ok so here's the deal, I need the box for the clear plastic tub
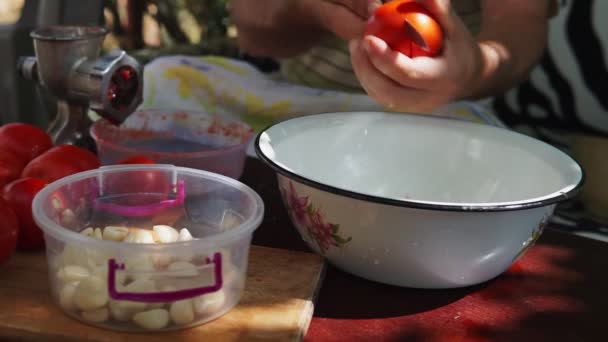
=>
[90,109,255,179]
[32,165,264,332]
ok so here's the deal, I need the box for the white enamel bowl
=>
[255,112,583,289]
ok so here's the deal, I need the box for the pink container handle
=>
[93,180,185,217]
[107,252,223,302]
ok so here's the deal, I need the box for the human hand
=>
[228,0,377,57]
[350,0,484,112]
[304,0,380,41]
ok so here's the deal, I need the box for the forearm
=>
[228,0,323,58]
[234,30,320,59]
[463,0,554,99]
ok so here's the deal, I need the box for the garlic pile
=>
[53,225,239,331]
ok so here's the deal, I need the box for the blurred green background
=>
[1,0,241,63]
[101,0,239,63]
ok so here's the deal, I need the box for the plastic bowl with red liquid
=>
[91,110,255,179]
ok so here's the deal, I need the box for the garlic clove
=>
[220,210,242,230]
[169,299,194,325]
[92,263,127,286]
[126,256,156,281]
[80,227,95,237]
[124,229,155,244]
[152,254,173,269]
[93,228,103,240]
[103,226,129,241]
[167,261,198,277]
[112,278,157,313]
[58,281,79,311]
[56,265,90,283]
[152,225,179,243]
[73,276,108,311]
[109,300,134,322]
[132,309,170,330]
[193,289,226,316]
[59,245,91,269]
[177,228,194,241]
[61,209,76,226]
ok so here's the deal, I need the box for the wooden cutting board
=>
[0,245,326,342]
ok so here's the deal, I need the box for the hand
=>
[349,0,483,112]
[228,0,376,57]
[305,0,379,41]
[228,0,316,57]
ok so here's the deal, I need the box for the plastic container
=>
[32,165,264,332]
[90,109,255,179]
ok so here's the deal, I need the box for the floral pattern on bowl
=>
[513,213,550,263]
[279,180,351,255]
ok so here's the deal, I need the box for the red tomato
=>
[22,145,100,183]
[118,156,156,164]
[106,155,169,205]
[105,171,170,206]
[0,123,53,163]
[0,149,28,188]
[365,0,444,57]
[2,177,48,250]
[0,197,19,264]
[114,155,168,204]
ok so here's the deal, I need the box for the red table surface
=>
[241,157,607,342]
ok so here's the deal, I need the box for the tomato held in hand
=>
[0,149,28,188]
[22,145,101,183]
[0,123,53,163]
[0,197,19,264]
[2,177,48,251]
[365,0,444,57]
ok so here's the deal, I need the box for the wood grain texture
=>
[0,245,326,342]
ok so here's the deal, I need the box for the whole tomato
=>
[2,177,48,251]
[0,197,19,264]
[118,156,156,164]
[0,123,53,163]
[22,145,100,183]
[107,156,170,205]
[0,149,28,188]
[365,0,444,57]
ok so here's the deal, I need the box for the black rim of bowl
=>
[254,112,586,212]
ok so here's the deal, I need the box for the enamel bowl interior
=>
[257,112,582,210]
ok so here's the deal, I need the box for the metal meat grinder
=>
[17,26,143,150]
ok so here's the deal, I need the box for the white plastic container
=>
[32,165,264,331]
